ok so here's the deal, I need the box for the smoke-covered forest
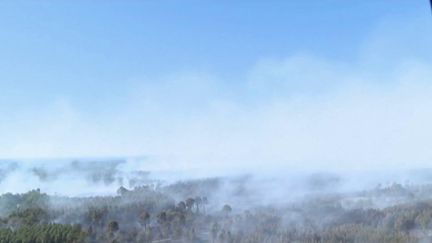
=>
[2,165,432,243]
[1,1,432,243]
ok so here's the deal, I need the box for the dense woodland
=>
[1,177,432,242]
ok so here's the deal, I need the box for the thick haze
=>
[0,1,432,172]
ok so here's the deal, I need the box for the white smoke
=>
[0,14,431,195]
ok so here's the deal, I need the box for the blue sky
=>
[1,1,432,170]
[0,1,428,111]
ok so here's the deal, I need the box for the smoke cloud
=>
[0,15,431,193]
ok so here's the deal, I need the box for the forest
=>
[0,174,432,242]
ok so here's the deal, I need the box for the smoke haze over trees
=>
[1,1,432,242]
[1,167,432,242]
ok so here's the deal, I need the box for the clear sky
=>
[1,1,432,171]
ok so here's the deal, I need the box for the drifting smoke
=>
[0,15,431,175]
[2,156,432,204]
[0,4,431,242]
[0,158,153,196]
[0,17,430,241]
